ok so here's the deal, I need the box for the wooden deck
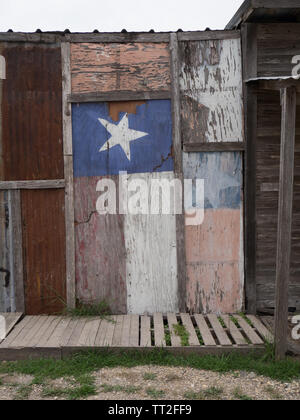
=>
[0,313,273,361]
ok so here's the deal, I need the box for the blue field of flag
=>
[72,100,174,177]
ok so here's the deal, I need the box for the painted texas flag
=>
[72,100,173,177]
[72,100,179,315]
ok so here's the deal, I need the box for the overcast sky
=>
[0,0,244,33]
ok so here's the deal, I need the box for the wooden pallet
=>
[0,313,23,344]
[0,313,273,361]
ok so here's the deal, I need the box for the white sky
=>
[0,0,244,32]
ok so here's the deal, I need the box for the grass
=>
[0,348,299,389]
[143,373,157,381]
[184,387,223,400]
[63,300,112,318]
[146,388,165,399]
[101,384,141,395]
[233,387,253,400]
[173,324,190,347]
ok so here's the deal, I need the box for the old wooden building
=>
[0,0,299,317]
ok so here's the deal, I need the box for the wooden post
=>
[170,33,187,312]
[61,42,76,309]
[275,86,296,360]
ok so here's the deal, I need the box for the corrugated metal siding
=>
[1,44,64,181]
[71,43,171,93]
[21,189,66,315]
[179,38,243,144]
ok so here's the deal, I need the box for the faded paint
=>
[71,43,171,93]
[183,152,244,314]
[72,100,173,177]
[125,172,178,315]
[0,55,5,80]
[74,176,127,314]
[180,38,243,144]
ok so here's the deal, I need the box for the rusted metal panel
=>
[74,176,127,314]
[179,38,244,144]
[71,43,171,94]
[21,189,66,315]
[183,152,244,314]
[1,44,64,181]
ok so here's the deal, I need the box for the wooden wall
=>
[179,35,244,314]
[242,22,300,312]
[71,42,179,314]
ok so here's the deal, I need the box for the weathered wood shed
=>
[0,0,299,322]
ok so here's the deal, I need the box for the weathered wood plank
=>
[29,317,55,347]
[194,314,216,346]
[77,318,100,347]
[178,30,240,42]
[129,315,139,347]
[120,315,131,347]
[234,315,264,345]
[71,42,171,94]
[60,318,80,347]
[275,86,297,360]
[153,313,166,347]
[68,91,171,103]
[207,315,232,346]
[102,317,117,347]
[242,23,258,314]
[62,42,75,310]
[170,33,187,312]
[21,316,48,347]
[66,33,170,43]
[0,180,65,190]
[9,191,24,313]
[221,315,248,346]
[247,315,274,343]
[111,316,124,347]
[0,313,22,339]
[183,142,245,153]
[0,316,32,347]
[180,37,244,144]
[39,317,62,347]
[180,314,199,346]
[8,316,38,347]
[167,313,181,347]
[66,318,87,347]
[47,317,72,348]
[140,316,151,348]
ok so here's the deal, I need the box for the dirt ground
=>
[0,366,300,400]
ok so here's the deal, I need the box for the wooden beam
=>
[183,142,245,153]
[10,190,24,313]
[61,42,76,310]
[170,33,187,312]
[0,180,65,190]
[242,23,258,314]
[178,30,240,42]
[68,91,171,103]
[275,86,296,360]
[65,32,170,43]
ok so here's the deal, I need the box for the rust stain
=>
[108,100,145,122]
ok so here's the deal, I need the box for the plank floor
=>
[0,313,23,343]
[0,314,273,360]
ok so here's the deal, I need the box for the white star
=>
[98,113,149,161]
